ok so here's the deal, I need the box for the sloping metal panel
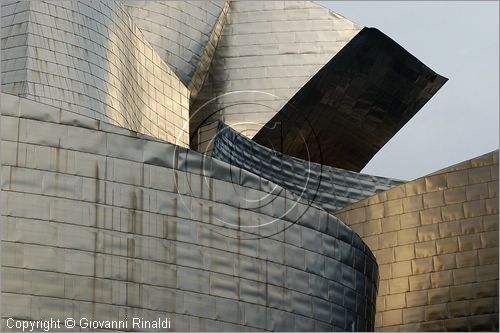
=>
[0,0,190,146]
[190,0,362,152]
[122,1,230,100]
[252,27,448,171]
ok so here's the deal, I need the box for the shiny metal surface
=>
[212,122,405,213]
[1,0,190,146]
[1,1,482,331]
[252,27,448,171]
[190,0,362,152]
[122,1,230,100]
[1,93,378,331]
[335,151,499,331]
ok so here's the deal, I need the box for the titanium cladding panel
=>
[252,27,448,172]
[122,1,230,100]
[1,1,469,332]
[212,121,405,213]
[336,151,499,331]
[0,0,190,146]
[190,0,362,152]
[1,93,379,332]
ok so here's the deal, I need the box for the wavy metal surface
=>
[212,122,405,213]
[1,93,378,331]
[0,0,190,146]
[122,1,230,100]
[335,151,499,331]
[252,27,448,171]
[190,0,362,152]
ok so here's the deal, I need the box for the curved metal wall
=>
[0,0,190,146]
[335,151,499,331]
[190,0,362,152]
[1,93,378,332]
[212,122,405,213]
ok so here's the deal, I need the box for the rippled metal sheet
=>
[252,27,448,171]
[0,0,190,146]
[212,122,404,213]
[335,150,499,331]
[1,93,378,331]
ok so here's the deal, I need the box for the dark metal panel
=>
[253,27,448,171]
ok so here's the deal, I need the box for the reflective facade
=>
[1,1,492,332]
[190,0,362,152]
[252,27,448,171]
[1,93,378,331]
[122,1,230,100]
[212,122,405,213]
[335,151,499,331]
[1,0,190,146]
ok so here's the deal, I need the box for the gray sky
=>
[319,1,499,180]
